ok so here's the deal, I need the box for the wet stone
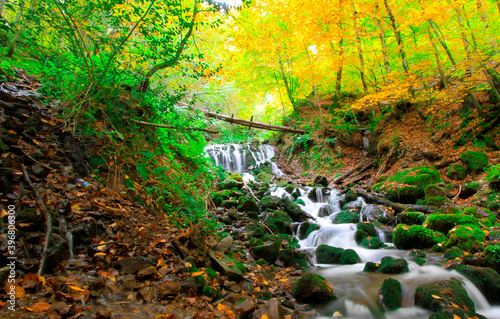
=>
[136,266,161,280]
[157,281,182,299]
[252,299,284,319]
[139,286,156,303]
[116,256,156,274]
[215,235,233,253]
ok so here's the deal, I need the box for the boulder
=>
[278,198,309,222]
[357,222,377,236]
[157,281,181,299]
[456,265,500,304]
[215,235,233,254]
[415,278,475,312]
[444,225,485,253]
[292,272,336,304]
[209,251,244,281]
[360,236,383,249]
[444,246,464,260]
[447,164,467,180]
[238,199,259,212]
[460,151,488,173]
[278,249,308,269]
[252,299,284,319]
[298,221,321,240]
[378,257,409,274]
[429,308,486,319]
[425,213,479,235]
[332,210,359,224]
[378,278,402,311]
[313,176,329,187]
[340,249,360,265]
[221,200,238,209]
[232,295,258,318]
[315,245,344,264]
[397,211,426,225]
[250,240,281,264]
[359,204,387,222]
[260,195,281,210]
[393,224,444,250]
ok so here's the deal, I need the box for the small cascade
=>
[269,184,500,319]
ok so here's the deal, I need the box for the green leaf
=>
[136,163,148,181]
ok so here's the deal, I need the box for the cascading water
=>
[205,143,283,175]
[270,186,500,319]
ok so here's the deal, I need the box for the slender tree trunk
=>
[305,46,324,129]
[278,57,297,112]
[0,0,5,17]
[384,0,410,74]
[330,38,344,98]
[6,0,36,58]
[352,3,368,95]
[428,19,456,66]
[376,11,390,77]
[427,28,447,88]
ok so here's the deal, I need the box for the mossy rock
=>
[398,211,426,225]
[425,184,447,198]
[415,278,475,312]
[410,249,426,257]
[47,233,69,269]
[425,214,479,235]
[218,180,240,190]
[209,251,244,281]
[210,192,225,206]
[360,236,383,249]
[363,262,379,272]
[354,229,370,245]
[444,246,464,260]
[372,182,421,204]
[256,171,273,182]
[424,196,448,206]
[463,206,497,228]
[444,225,485,253]
[332,210,359,224]
[229,172,243,183]
[245,224,266,238]
[298,222,321,240]
[17,208,45,231]
[201,286,222,301]
[446,164,468,181]
[378,257,408,274]
[296,198,305,205]
[460,151,488,173]
[487,164,500,191]
[250,240,281,264]
[315,245,344,264]
[414,257,426,266]
[247,211,259,220]
[456,265,500,304]
[237,199,258,212]
[339,249,360,265]
[318,204,334,217]
[278,249,308,269]
[260,195,281,210]
[292,272,336,304]
[265,210,293,235]
[378,278,402,311]
[278,198,309,222]
[393,224,445,250]
[428,308,486,319]
[357,222,377,236]
[221,200,238,209]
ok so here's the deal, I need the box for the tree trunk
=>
[6,0,36,58]
[278,57,297,112]
[0,0,5,17]
[305,46,324,129]
[427,27,447,88]
[428,19,456,66]
[376,7,390,77]
[352,3,368,95]
[384,0,409,74]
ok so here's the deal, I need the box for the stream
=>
[206,143,500,319]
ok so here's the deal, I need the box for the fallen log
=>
[131,119,219,134]
[341,170,373,187]
[333,160,373,185]
[355,188,436,213]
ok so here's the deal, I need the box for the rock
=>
[352,132,363,148]
[215,235,233,253]
[447,164,468,180]
[378,278,402,311]
[136,266,161,280]
[354,229,370,245]
[313,176,328,187]
[292,272,336,304]
[157,281,182,299]
[31,163,50,178]
[252,299,284,319]
[260,195,281,210]
[393,224,445,250]
[209,251,244,281]
[118,274,137,290]
[425,184,447,198]
[456,265,500,304]
[218,180,239,190]
[95,310,113,319]
[444,246,464,260]
[415,278,475,312]
[488,164,500,191]
[221,200,238,209]
[397,211,425,225]
[315,245,344,264]
[444,225,485,253]
[116,256,156,274]
[460,151,488,173]
[298,222,320,240]
[238,199,258,212]
[46,233,69,269]
[359,205,387,222]
[340,249,360,265]
[278,249,308,269]
[232,296,258,318]
[378,257,408,274]
[250,240,280,264]
[360,236,383,249]
[265,210,293,235]
[428,308,487,319]
[318,204,334,217]
[332,210,359,223]
[278,198,309,222]
[139,286,156,302]
[425,213,479,235]
[357,222,377,236]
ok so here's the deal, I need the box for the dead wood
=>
[355,188,436,213]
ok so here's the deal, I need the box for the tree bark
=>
[6,0,36,58]
[355,189,436,213]
[426,27,447,88]
[384,0,409,74]
[352,3,368,95]
[375,5,390,77]
[278,57,297,112]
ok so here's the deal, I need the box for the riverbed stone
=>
[456,265,500,304]
[278,198,309,222]
[250,240,280,264]
[215,235,233,253]
[298,221,321,240]
[209,251,244,281]
[116,256,156,274]
[265,210,293,234]
[354,229,370,244]
[359,204,387,222]
[221,200,238,209]
[238,199,258,212]
[292,272,336,304]
[315,245,344,264]
[378,257,408,274]
[278,248,308,269]
[360,236,383,249]
[357,222,377,236]
[428,308,487,319]
[339,249,360,265]
[425,213,479,235]
[393,224,444,250]
[447,164,468,180]
[378,278,402,311]
[397,211,426,225]
[332,210,359,223]
[443,225,485,253]
[232,295,258,318]
[157,281,182,299]
[460,151,488,173]
[260,195,281,210]
[252,299,284,319]
[314,176,329,187]
[415,278,475,312]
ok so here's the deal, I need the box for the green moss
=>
[355,229,370,244]
[235,261,246,274]
[205,268,218,279]
[460,151,488,173]
[398,211,426,225]
[429,308,487,319]
[443,246,464,260]
[444,225,485,252]
[296,198,305,205]
[413,257,426,266]
[357,222,377,236]
[415,278,475,312]
[378,278,402,311]
[363,262,379,272]
[292,272,336,304]
[315,245,344,264]
[298,222,321,239]
[339,249,360,265]
[425,213,479,235]
[393,224,445,250]
[424,196,448,206]
[201,286,221,301]
[463,206,497,227]
[333,210,360,223]
[456,265,500,305]
[446,164,468,180]
[360,236,383,249]
[278,249,308,269]
[229,172,243,183]
[250,241,281,263]
[378,257,409,274]
[487,164,500,191]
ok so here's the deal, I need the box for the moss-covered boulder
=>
[358,222,377,236]
[428,308,486,319]
[264,210,293,235]
[378,257,409,274]
[456,265,500,304]
[298,221,321,240]
[292,272,336,304]
[425,213,479,235]
[229,172,243,183]
[378,278,402,311]
[315,245,344,264]
[398,211,426,225]
[237,199,258,212]
[218,179,240,190]
[355,229,370,245]
[444,225,485,253]
[260,195,281,210]
[363,262,379,273]
[372,166,441,204]
[415,278,475,313]
[245,224,266,239]
[221,200,238,209]
[278,198,309,222]
[393,224,444,250]
[446,164,468,180]
[460,151,488,173]
[332,210,360,223]
[360,236,383,249]
[278,249,308,269]
[209,251,244,281]
[250,240,281,264]
[487,164,500,191]
[463,206,497,228]
[339,249,360,265]
[444,246,464,260]
[425,184,447,198]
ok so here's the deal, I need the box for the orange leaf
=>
[68,285,85,292]
[31,302,51,311]
[191,271,204,277]
[432,295,442,300]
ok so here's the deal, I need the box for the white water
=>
[270,186,500,319]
